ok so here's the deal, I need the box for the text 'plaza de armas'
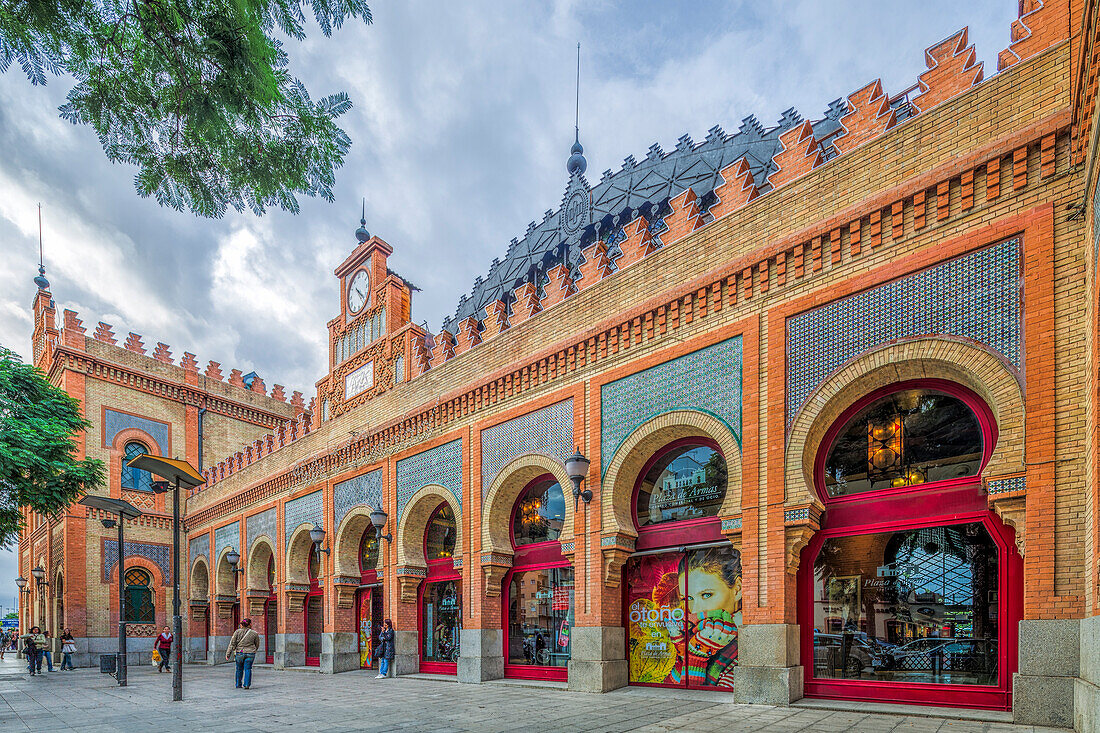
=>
[18,1,1100,729]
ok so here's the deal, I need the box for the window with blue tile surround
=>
[786,238,1021,431]
[247,508,276,550]
[480,399,573,499]
[104,409,169,454]
[334,468,384,530]
[600,337,742,476]
[104,539,171,586]
[189,533,209,569]
[284,490,323,549]
[395,439,463,523]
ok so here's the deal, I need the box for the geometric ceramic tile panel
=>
[600,337,742,476]
[284,490,323,549]
[188,533,209,570]
[786,238,1021,431]
[987,475,1026,495]
[480,399,573,499]
[395,438,463,524]
[247,508,276,551]
[334,468,384,531]
[103,408,170,455]
[104,539,171,586]
[213,520,240,557]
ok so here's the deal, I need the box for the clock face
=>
[347,269,370,314]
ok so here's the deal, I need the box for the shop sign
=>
[552,587,570,610]
[558,620,570,648]
[425,602,434,658]
[345,361,374,398]
[535,590,552,600]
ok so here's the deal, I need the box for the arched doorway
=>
[305,545,323,667]
[419,503,461,674]
[798,379,1021,710]
[356,530,383,669]
[622,438,741,689]
[503,474,572,681]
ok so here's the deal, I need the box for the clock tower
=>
[315,209,424,422]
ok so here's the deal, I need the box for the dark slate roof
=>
[440,102,848,336]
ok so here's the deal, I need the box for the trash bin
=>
[99,654,116,674]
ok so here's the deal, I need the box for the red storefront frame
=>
[502,475,572,682]
[622,437,734,690]
[419,503,460,675]
[797,379,1021,711]
[305,546,322,667]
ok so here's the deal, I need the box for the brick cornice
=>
[48,346,289,430]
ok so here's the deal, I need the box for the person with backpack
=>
[60,630,76,670]
[225,618,260,689]
[376,619,395,679]
[155,626,173,673]
[20,626,46,676]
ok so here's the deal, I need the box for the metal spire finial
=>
[33,203,50,290]
[355,198,370,243]
[567,42,587,176]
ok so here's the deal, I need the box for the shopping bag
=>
[152,649,161,665]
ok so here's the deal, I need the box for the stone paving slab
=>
[0,657,1071,732]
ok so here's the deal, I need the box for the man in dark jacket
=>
[376,619,395,679]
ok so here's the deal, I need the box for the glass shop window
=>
[635,442,726,528]
[512,477,566,547]
[425,504,456,560]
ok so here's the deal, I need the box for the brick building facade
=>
[21,0,1100,729]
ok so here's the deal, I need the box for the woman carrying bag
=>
[155,626,174,673]
[376,619,395,679]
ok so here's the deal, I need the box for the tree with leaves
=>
[0,0,371,218]
[0,349,104,546]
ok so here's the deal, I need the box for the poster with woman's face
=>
[626,546,743,687]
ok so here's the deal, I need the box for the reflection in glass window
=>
[824,389,983,497]
[422,580,461,663]
[635,443,727,527]
[121,442,153,492]
[425,504,456,560]
[507,567,573,668]
[308,544,320,581]
[812,522,998,686]
[512,478,566,547]
[360,531,379,572]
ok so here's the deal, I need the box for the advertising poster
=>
[626,546,743,688]
[358,591,373,668]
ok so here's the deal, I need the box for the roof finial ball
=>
[355,198,370,243]
[567,42,587,177]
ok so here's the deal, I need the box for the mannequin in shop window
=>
[656,547,742,688]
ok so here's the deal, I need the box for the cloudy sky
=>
[0,1,1015,593]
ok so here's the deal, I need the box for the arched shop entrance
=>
[305,545,323,667]
[798,380,1021,710]
[264,557,276,665]
[623,438,741,689]
[504,475,573,681]
[356,531,383,669]
[420,503,461,674]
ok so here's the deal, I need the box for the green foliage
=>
[0,349,104,545]
[0,0,371,218]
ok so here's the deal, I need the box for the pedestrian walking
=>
[376,618,395,679]
[0,630,8,660]
[41,629,54,672]
[20,626,46,676]
[225,618,259,690]
[60,630,75,670]
[155,626,173,673]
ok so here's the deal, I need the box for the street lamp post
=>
[132,455,204,703]
[78,495,142,686]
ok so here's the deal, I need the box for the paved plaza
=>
[0,656,1071,733]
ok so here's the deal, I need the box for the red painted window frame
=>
[798,378,1021,711]
[622,437,730,689]
[304,545,323,667]
[503,474,571,681]
[264,556,276,665]
[419,502,461,675]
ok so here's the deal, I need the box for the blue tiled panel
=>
[104,540,171,586]
[247,508,276,550]
[104,409,170,454]
[481,399,573,499]
[189,533,209,569]
[284,490,323,549]
[396,439,463,523]
[786,239,1021,431]
[334,468,384,530]
[600,337,742,476]
[987,475,1026,495]
[213,520,239,557]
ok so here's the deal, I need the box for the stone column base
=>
[1013,618,1080,728]
[567,626,628,693]
[274,633,304,669]
[1076,615,1100,733]
[457,629,504,683]
[735,623,803,705]
[208,635,231,665]
[734,665,804,705]
[567,659,628,692]
[392,629,419,676]
[320,632,359,674]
